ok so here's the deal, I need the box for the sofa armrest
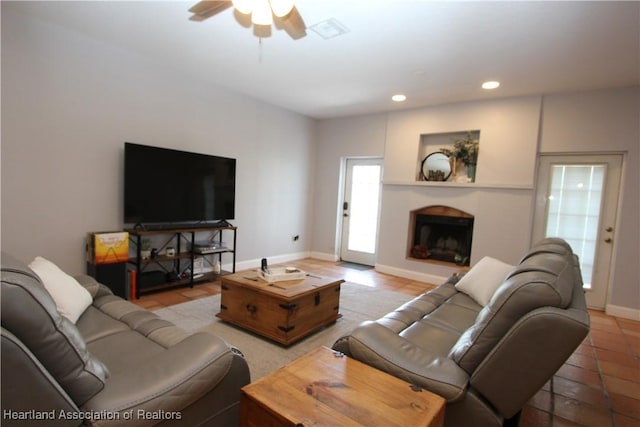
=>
[2,328,82,427]
[336,321,469,402]
[74,274,113,299]
[82,332,238,418]
[470,306,589,418]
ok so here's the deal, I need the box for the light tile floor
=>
[133,259,640,427]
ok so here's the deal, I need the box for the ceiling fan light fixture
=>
[270,0,294,18]
[232,0,254,15]
[251,0,273,25]
[189,0,306,40]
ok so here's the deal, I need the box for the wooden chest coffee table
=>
[217,272,343,346]
[240,346,446,427]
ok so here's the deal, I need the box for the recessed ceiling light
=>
[482,81,500,90]
[392,94,407,102]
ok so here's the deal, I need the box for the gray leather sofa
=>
[333,238,590,427]
[1,253,250,426]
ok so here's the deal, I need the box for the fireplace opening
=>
[408,206,474,266]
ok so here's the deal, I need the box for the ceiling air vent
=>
[309,18,349,40]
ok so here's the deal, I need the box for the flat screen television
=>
[124,142,236,226]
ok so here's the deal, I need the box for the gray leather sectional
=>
[1,237,589,426]
[333,238,590,427]
[1,253,250,426]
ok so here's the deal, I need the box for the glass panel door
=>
[533,154,622,309]
[340,158,383,266]
[546,164,605,288]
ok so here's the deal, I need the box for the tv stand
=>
[132,221,234,231]
[125,224,237,299]
[213,220,233,227]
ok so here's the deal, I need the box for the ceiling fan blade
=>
[276,6,307,40]
[189,1,232,22]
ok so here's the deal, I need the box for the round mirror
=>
[421,152,451,181]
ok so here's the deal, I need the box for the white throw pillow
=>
[29,256,93,324]
[455,256,515,306]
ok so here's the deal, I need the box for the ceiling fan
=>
[189,0,307,40]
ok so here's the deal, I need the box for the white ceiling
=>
[14,1,640,119]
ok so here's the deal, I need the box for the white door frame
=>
[532,153,623,309]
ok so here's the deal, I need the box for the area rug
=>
[154,282,412,380]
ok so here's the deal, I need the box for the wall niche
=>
[417,130,480,183]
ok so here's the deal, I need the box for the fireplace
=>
[408,206,474,266]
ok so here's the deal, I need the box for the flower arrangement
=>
[441,131,479,166]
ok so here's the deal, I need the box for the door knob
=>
[605,227,613,232]
[604,238,613,243]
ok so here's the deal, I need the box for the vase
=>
[466,163,476,182]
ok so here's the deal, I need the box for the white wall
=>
[383,96,541,186]
[2,5,637,315]
[377,186,534,283]
[539,88,640,316]
[314,88,639,315]
[1,5,314,275]
[311,114,387,259]
[377,96,541,283]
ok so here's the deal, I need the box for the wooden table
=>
[218,272,343,346]
[240,346,446,427]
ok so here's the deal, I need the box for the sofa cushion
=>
[77,295,189,348]
[401,293,481,358]
[76,305,132,343]
[29,256,93,324]
[377,281,459,332]
[454,256,515,306]
[1,253,109,405]
[450,247,576,374]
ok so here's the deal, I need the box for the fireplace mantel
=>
[384,180,533,190]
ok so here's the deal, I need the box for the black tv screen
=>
[124,142,236,225]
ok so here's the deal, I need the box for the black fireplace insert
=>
[410,214,474,266]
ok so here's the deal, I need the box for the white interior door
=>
[532,154,623,309]
[340,158,383,266]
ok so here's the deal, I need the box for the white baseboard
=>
[374,263,448,285]
[605,304,640,321]
[310,251,340,262]
[225,254,640,321]
[228,251,311,272]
